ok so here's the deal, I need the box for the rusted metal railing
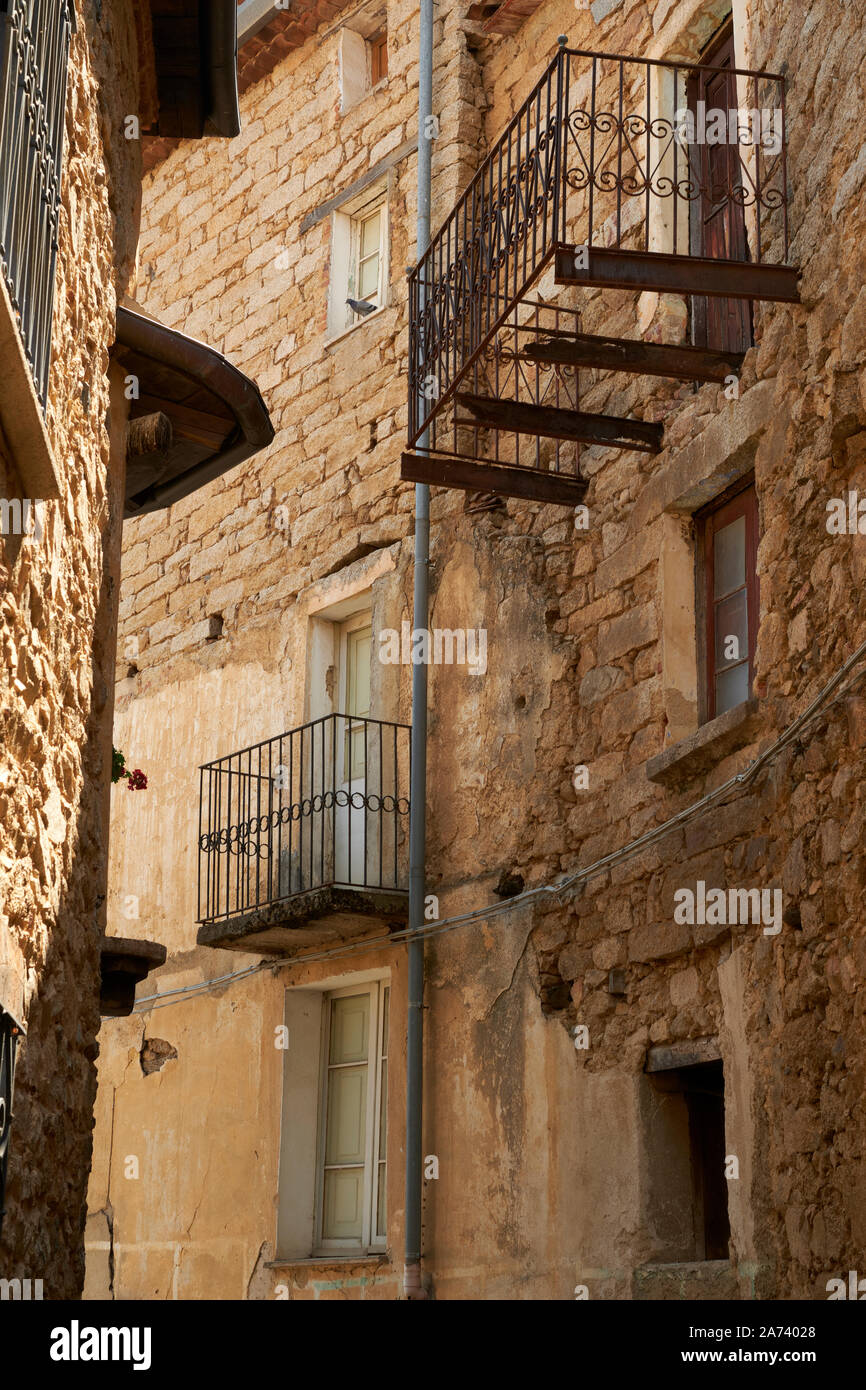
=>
[408,44,790,455]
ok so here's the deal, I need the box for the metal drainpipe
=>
[404,0,433,1303]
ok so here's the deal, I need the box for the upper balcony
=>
[196,714,410,955]
[404,41,799,507]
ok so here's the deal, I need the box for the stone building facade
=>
[0,0,144,1299]
[87,0,866,1300]
[0,0,260,1298]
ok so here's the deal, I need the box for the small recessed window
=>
[328,184,389,339]
[697,481,759,722]
[339,15,387,113]
[370,31,388,85]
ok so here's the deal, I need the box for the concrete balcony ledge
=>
[646,699,762,789]
[197,885,409,956]
[633,1260,739,1301]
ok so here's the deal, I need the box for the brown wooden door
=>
[688,25,753,354]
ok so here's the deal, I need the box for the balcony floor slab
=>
[555,245,800,303]
[197,885,409,956]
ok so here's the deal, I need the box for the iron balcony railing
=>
[0,0,76,410]
[198,715,411,925]
[408,42,792,455]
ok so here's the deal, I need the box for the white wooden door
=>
[336,614,371,884]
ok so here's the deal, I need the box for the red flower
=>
[126,769,148,790]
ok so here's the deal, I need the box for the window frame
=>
[326,182,389,343]
[337,609,372,785]
[313,979,389,1255]
[369,31,388,86]
[348,192,387,320]
[687,17,754,355]
[647,1057,730,1262]
[696,477,759,724]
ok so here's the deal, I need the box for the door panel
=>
[336,616,372,884]
[689,26,753,354]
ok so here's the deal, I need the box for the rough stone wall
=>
[122,0,482,667]
[90,0,866,1300]
[477,0,866,1296]
[0,0,141,1295]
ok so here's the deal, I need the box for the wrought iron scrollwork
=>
[407,44,791,456]
[197,714,411,922]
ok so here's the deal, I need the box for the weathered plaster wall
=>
[0,0,142,1295]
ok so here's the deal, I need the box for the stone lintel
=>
[645,1035,722,1073]
[631,377,776,536]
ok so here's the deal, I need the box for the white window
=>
[277,976,391,1260]
[327,184,389,340]
[338,8,388,113]
[316,981,389,1251]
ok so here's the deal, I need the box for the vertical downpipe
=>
[404,0,434,1303]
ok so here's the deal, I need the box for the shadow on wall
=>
[1,441,123,1298]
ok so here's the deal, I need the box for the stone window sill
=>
[266,1254,389,1270]
[0,272,62,500]
[646,698,761,788]
[633,1259,737,1300]
[325,303,388,350]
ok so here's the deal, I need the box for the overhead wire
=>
[131,632,866,1015]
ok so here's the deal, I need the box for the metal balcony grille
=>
[0,0,76,410]
[198,715,411,925]
[405,42,796,505]
[0,1003,23,1243]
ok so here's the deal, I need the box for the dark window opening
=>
[688,19,754,355]
[696,479,759,722]
[645,1056,731,1263]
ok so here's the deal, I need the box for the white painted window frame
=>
[326,180,389,344]
[313,978,389,1254]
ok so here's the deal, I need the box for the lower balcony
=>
[196,714,410,955]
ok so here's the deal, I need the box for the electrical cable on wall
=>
[131,632,866,1015]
